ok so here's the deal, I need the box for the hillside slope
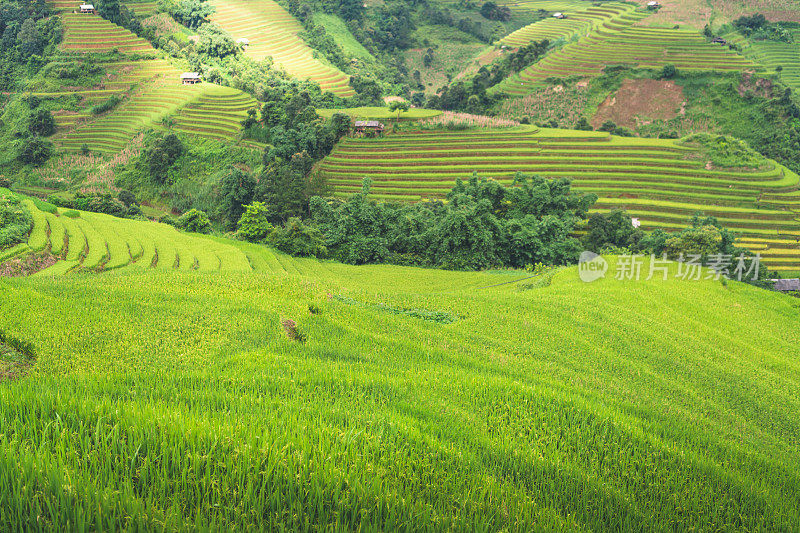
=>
[493,3,754,95]
[319,126,800,273]
[0,207,799,529]
[209,0,355,97]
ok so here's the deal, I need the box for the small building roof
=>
[355,120,383,128]
[553,12,564,17]
[80,3,94,9]
[631,217,641,228]
[647,1,660,5]
[180,72,201,79]
[773,279,800,291]
[236,38,249,44]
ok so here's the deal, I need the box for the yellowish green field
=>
[209,0,355,96]
[1,204,799,530]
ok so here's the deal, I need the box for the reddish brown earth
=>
[591,78,686,130]
[0,251,56,277]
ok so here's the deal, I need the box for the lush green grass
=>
[1,230,799,529]
[314,13,374,61]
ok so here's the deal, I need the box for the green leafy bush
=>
[28,108,55,136]
[0,195,33,248]
[683,133,767,168]
[91,95,121,115]
[268,217,327,257]
[236,201,272,242]
[178,209,212,234]
[17,137,53,166]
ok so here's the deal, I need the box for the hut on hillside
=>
[79,3,96,13]
[354,120,385,136]
[711,37,727,45]
[552,12,566,19]
[180,72,201,85]
[631,217,641,229]
[236,38,250,47]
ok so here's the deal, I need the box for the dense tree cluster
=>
[0,0,61,90]
[581,210,771,284]
[160,0,214,29]
[307,173,596,269]
[733,14,794,42]
[479,1,511,22]
[426,40,550,112]
[145,133,184,183]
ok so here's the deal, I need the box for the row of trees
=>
[235,172,597,270]
[426,40,550,113]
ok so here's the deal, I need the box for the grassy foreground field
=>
[1,205,800,529]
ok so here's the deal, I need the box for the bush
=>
[76,193,127,216]
[660,64,677,79]
[17,137,53,166]
[178,209,212,233]
[91,95,121,115]
[0,195,33,248]
[28,109,55,136]
[236,201,272,242]
[268,217,327,257]
[146,133,184,182]
[62,209,80,218]
[31,197,57,214]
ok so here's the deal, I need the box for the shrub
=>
[660,64,677,79]
[75,193,127,216]
[91,95,121,115]
[268,217,327,257]
[146,133,183,182]
[236,201,272,242]
[0,195,33,248]
[178,208,212,233]
[28,109,55,136]
[31,197,57,214]
[62,209,80,218]
[17,137,53,166]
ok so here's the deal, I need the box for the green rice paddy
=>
[1,208,799,529]
[209,0,355,97]
[493,3,755,95]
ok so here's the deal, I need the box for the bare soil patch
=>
[592,78,686,130]
[0,251,56,277]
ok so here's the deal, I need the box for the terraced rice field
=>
[56,81,206,153]
[498,2,635,47]
[59,12,154,54]
[725,29,800,95]
[123,0,157,16]
[494,7,755,94]
[12,199,364,277]
[173,86,258,142]
[318,127,800,271]
[44,59,179,131]
[18,203,253,274]
[209,0,354,97]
